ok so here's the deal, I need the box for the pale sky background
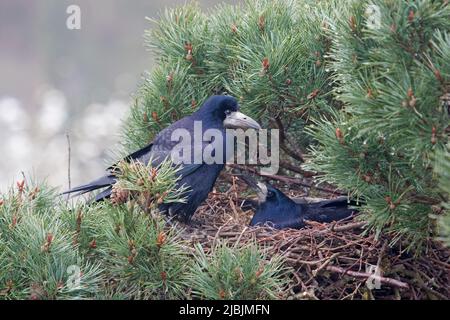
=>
[0,0,237,192]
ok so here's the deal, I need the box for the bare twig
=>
[229,164,346,195]
[325,265,409,289]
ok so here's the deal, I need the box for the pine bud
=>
[184,42,193,53]
[191,99,197,108]
[186,51,193,61]
[42,233,53,252]
[262,57,270,71]
[366,88,373,99]
[349,16,356,32]
[285,79,292,86]
[30,293,39,301]
[151,111,159,123]
[9,215,17,229]
[89,239,97,249]
[143,112,149,124]
[166,72,173,84]
[56,282,64,290]
[255,267,264,278]
[315,60,322,67]
[219,289,226,299]
[150,167,158,181]
[111,186,129,205]
[28,186,39,200]
[231,23,237,33]
[156,232,167,247]
[17,180,25,193]
[408,9,415,23]
[258,15,265,31]
[0,199,3,206]
[431,126,437,145]
[307,89,320,100]
[407,88,413,98]
[128,240,137,264]
[335,127,344,144]
[161,271,167,282]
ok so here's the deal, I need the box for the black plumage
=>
[63,95,261,222]
[240,175,358,229]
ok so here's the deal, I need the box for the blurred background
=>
[0,0,236,192]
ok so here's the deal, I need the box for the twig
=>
[229,164,346,195]
[66,132,72,191]
[325,265,409,289]
[325,221,367,233]
[313,252,341,276]
[279,160,315,177]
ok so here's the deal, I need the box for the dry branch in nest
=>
[180,175,450,300]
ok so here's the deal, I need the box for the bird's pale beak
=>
[223,112,261,130]
[239,175,268,203]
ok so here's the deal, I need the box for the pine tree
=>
[1,0,449,300]
[121,0,338,161]
[305,0,449,249]
[123,0,449,248]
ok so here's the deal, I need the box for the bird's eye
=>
[267,191,275,198]
[225,109,232,116]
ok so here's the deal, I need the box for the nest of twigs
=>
[180,174,450,300]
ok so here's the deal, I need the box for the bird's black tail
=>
[303,197,359,223]
[61,174,116,201]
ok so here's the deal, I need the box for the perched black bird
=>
[63,95,261,222]
[240,175,358,229]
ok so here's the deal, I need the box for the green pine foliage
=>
[305,0,450,249]
[189,242,288,300]
[112,158,190,209]
[97,203,192,299]
[0,182,103,299]
[0,176,288,299]
[126,0,449,248]
[121,0,338,156]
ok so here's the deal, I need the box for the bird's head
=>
[240,175,298,227]
[195,95,261,130]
